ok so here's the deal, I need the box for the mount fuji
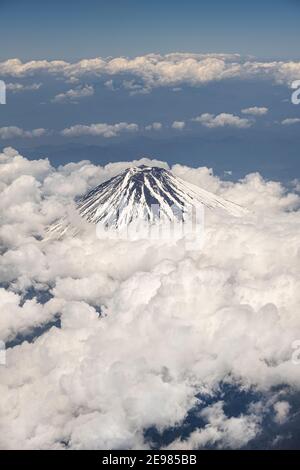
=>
[48,165,247,238]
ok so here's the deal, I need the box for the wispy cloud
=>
[52,84,94,103]
[281,117,300,125]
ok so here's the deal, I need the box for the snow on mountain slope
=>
[78,165,246,225]
[47,165,247,238]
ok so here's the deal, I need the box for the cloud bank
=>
[1,53,300,89]
[0,147,300,449]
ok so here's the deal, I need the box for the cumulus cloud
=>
[193,113,253,129]
[145,122,162,131]
[0,54,299,89]
[241,106,268,116]
[122,80,150,95]
[0,127,48,139]
[0,148,300,449]
[281,118,300,125]
[52,84,94,103]
[171,121,186,130]
[6,82,42,93]
[167,401,261,449]
[60,122,139,138]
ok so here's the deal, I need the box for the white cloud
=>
[61,122,139,138]
[241,106,268,116]
[122,80,149,95]
[145,122,163,131]
[0,289,65,341]
[292,179,300,193]
[0,127,47,139]
[0,149,300,449]
[281,118,300,125]
[273,401,290,425]
[193,113,253,128]
[52,84,94,103]
[0,147,51,185]
[167,401,261,449]
[6,82,42,93]
[171,121,186,130]
[1,54,300,89]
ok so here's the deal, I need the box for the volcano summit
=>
[48,165,247,238]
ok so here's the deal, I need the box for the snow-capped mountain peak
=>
[47,164,247,239]
[77,165,247,228]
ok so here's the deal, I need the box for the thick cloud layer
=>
[0,147,300,449]
[1,53,300,88]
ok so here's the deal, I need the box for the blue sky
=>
[1,0,300,60]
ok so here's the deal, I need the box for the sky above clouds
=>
[1,0,300,60]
